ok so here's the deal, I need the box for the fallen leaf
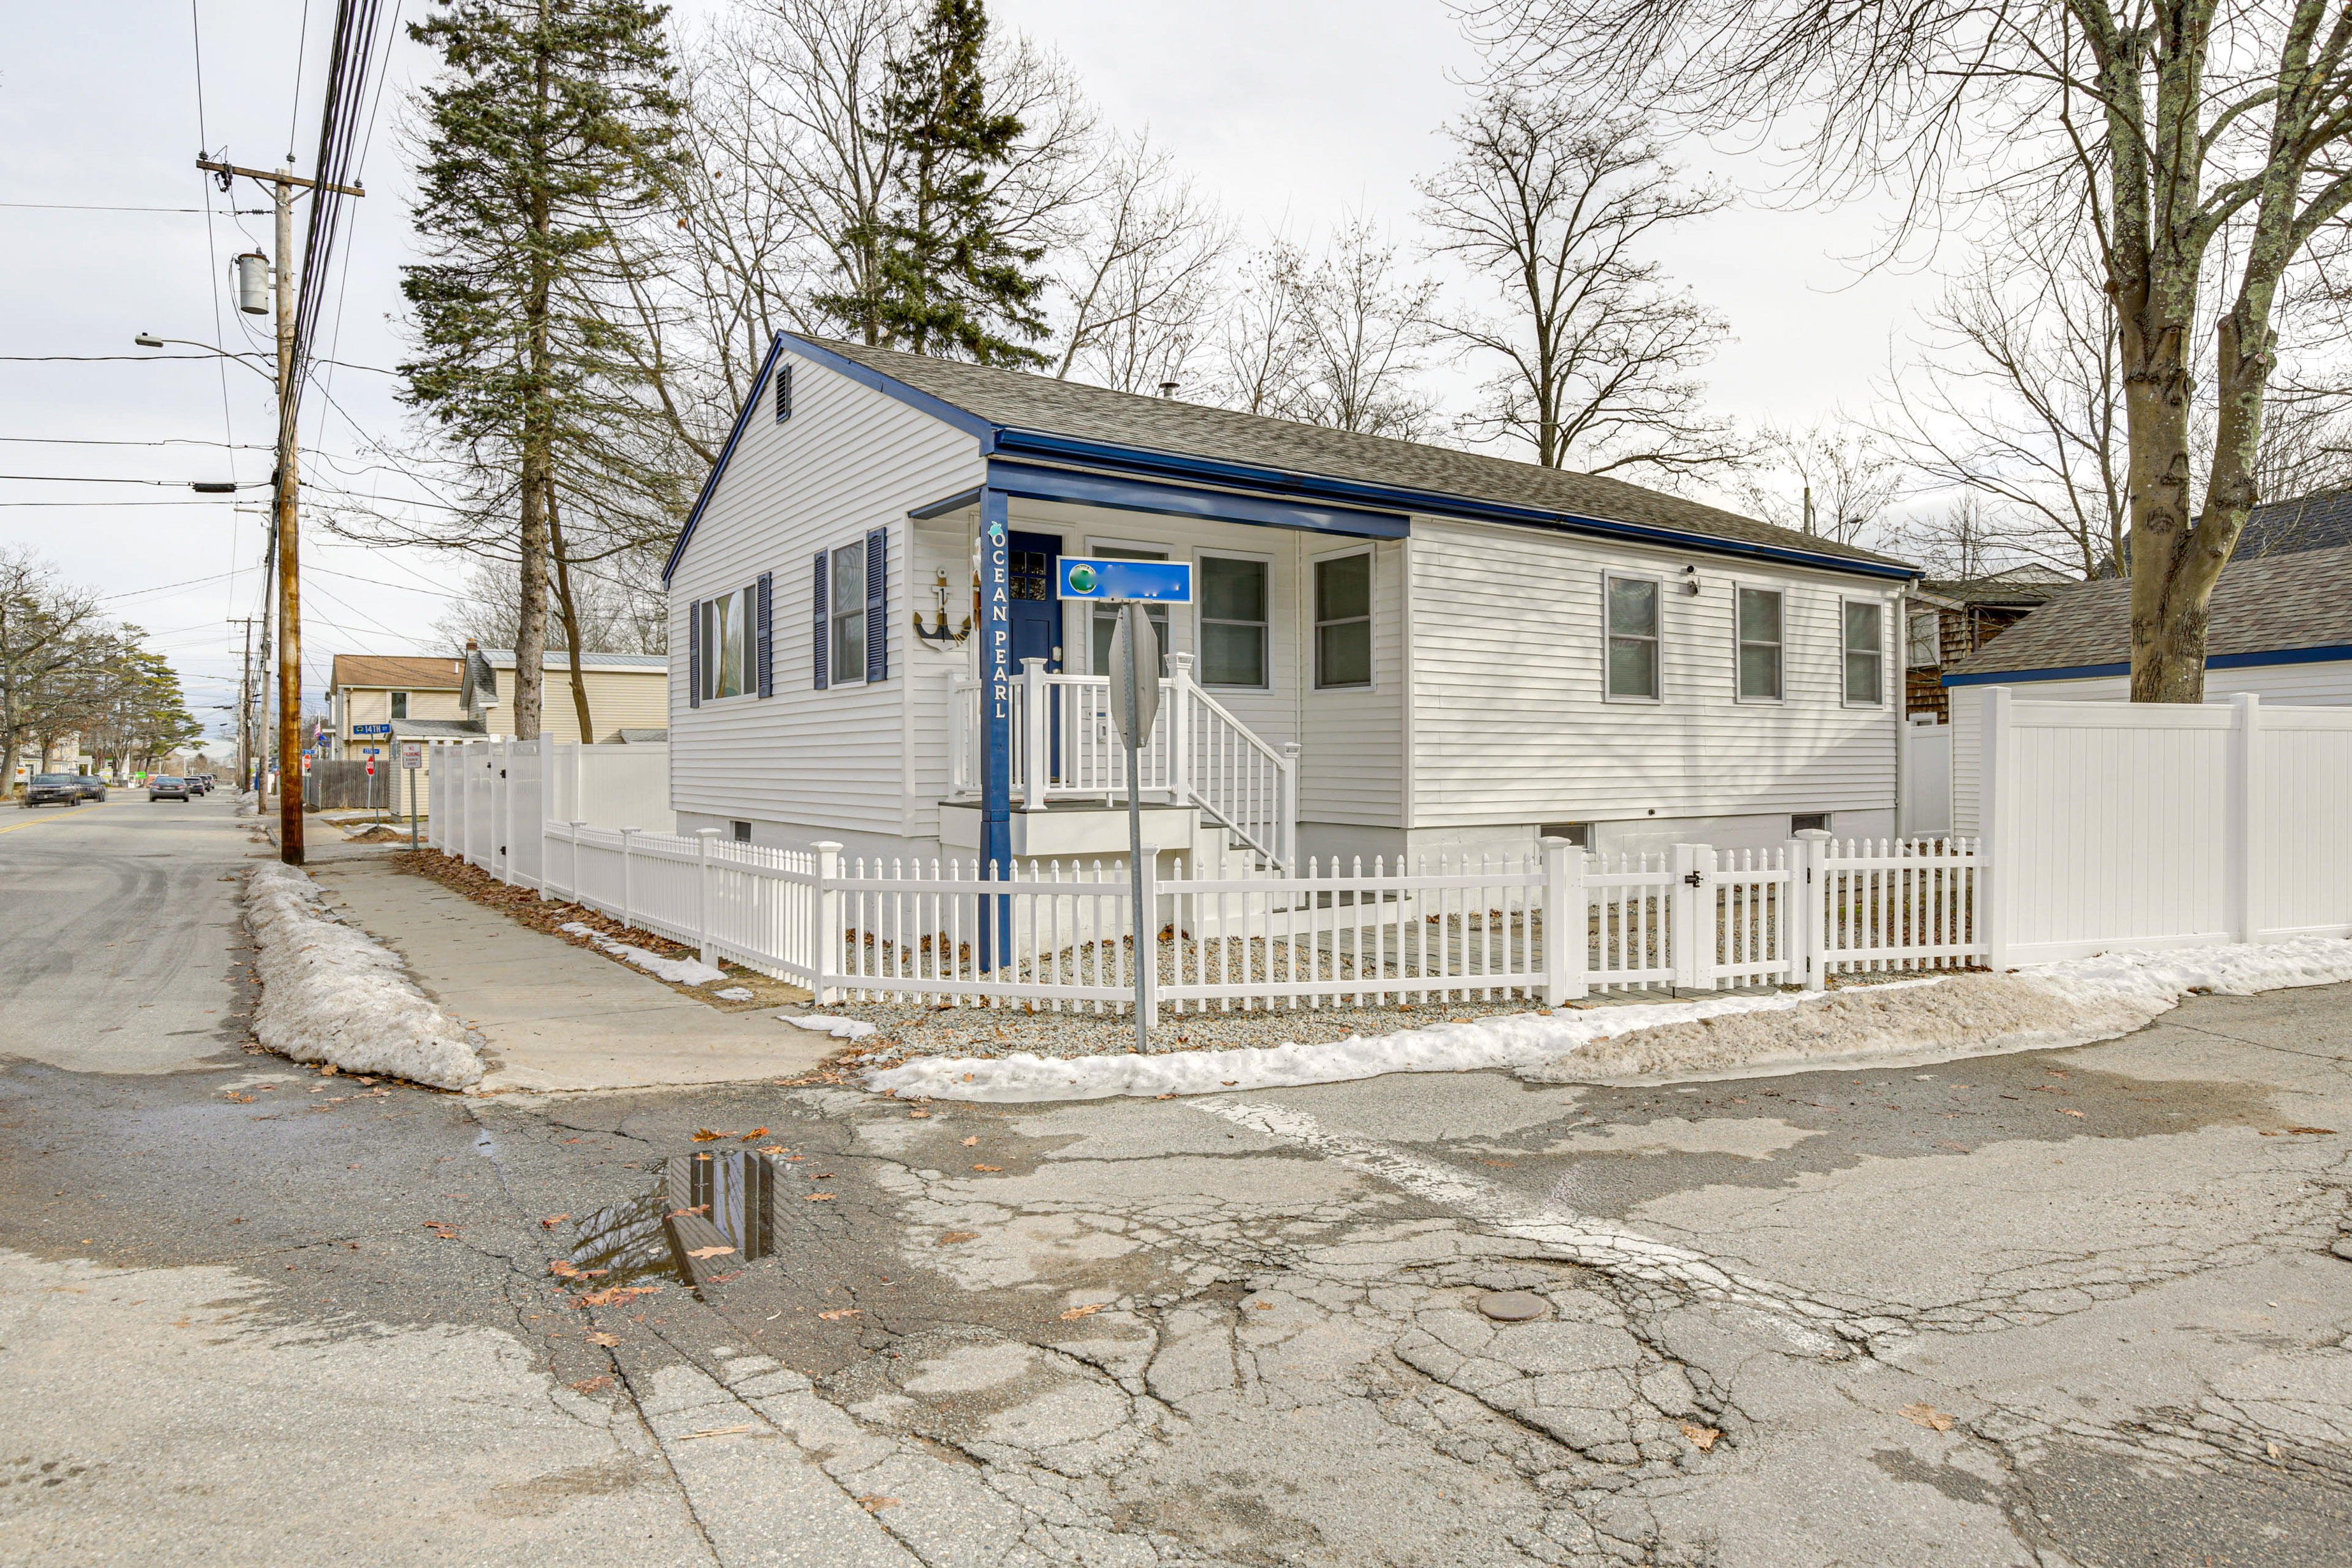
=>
[784,1154,808,1162]
[423,1223,458,1238]
[2283,1126,2337,1135]
[805,1193,836,1201]
[681,1424,755,1441]
[1251,1302,1275,1310]
[817,1307,862,1320]
[570,1375,614,1394]
[2057,1108,2086,1118]
[1058,1302,1107,1319]
[961,1136,978,1147]
[906,1109,931,1119]
[859,1497,899,1513]
[971,1164,1003,1172]
[2267,1441,2286,1461]
[1221,1080,1238,1086]
[692,1128,732,1142]
[548,1260,586,1278]
[1899,1403,1956,1432]
[1680,1422,1722,1452]
[585,1332,622,1347]
[685,1245,736,1259]
[938,1231,978,1245]
[740,1128,769,1140]
[757,1145,786,1155]
[222,1093,256,1104]
[541,1214,570,1230]
[579,1285,662,1307]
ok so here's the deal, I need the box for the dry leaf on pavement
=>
[685,1245,735,1259]
[938,1231,978,1245]
[585,1332,622,1347]
[1680,1423,1722,1451]
[570,1376,614,1394]
[681,1424,755,1441]
[1058,1302,1107,1320]
[859,1497,899,1513]
[740,1128,769,1140]
[817,1308,862,1320]
[972,1164,1003,1172]
[541,1214,570,1230]
[2058,1108,2086,1118]
[579,1284,662,1307]
[692,1128,732,1142]
[961,1136,978,1147]
[906,1109,931,1118]
[805,1193,837,1201]
[1899,1403,1956,1431]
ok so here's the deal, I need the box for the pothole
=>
[569,1151,781,1292]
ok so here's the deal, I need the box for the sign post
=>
[1059,556,1192,1050]
[979,494,1013,971]
[399,742,423,850]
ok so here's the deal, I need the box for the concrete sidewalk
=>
[305,854,837,1093]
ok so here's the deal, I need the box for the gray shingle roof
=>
[2236,488,2352,557]
[801,337,1912,572]
[1947,542,2352,676]
[1917,576,2071,608]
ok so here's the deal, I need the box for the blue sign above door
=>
[1056,557,1194,602]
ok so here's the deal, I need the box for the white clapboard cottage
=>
[662,334,1919,873]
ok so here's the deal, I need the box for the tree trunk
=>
[513,1,554,742]
[548,497,595,743]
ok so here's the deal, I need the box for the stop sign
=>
[366,757,376,776]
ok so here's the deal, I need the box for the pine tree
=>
[401,0,681,739]
[818,0,1049,365]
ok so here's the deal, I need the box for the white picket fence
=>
[504,818,1985,1018]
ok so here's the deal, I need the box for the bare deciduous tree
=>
[1736,420,1903,548]
[1483,0,2352,700]
[1212,221,1444,439]
[1054,129,1232,395]
[1418,88,1743,479]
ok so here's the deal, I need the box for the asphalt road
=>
[3,799,2349,1565]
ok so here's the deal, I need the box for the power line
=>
[0,201,207,212]
[0,435,273,449]
[0,475,258,486]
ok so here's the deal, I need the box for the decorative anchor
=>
[912,568,973,647]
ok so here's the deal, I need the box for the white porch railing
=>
[951,652,1298,870]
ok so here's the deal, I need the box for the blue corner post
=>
[979,490,1013,971]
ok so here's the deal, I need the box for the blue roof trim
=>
[662,333,789,586]
[908,485,985,520]
[985,458,1408,539]
[1944,642,2352,686]
[991,428,1911,580]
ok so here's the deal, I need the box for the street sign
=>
[398,743,423,769]
[1056,558,1193,602]
[365,757,376,776]
[361,746,381,755]
[354,723,393,736]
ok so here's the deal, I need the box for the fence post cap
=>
[620,825,641,836]
[568,818,587,827]
[1794,828,1833,841]
[810,839,844,851]
[1280,740,1302,759]
[692,826,722,838]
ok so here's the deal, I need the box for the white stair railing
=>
[950,657,1297,869]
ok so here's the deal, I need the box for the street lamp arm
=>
[132,336,276,384]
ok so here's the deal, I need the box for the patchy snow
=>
[244,863,486,1091]
[862,937,2352,1103]
[779,1013,878,1040]
[711,987,755,1002]
[235,791,259,817]
[556,922,729,986]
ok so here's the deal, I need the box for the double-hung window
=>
[1199,555,1268,687]
[699,584,757,701]
[1605,575,1660,700]
[1313,550,1372,688]
[1736,587,1783,701]
[1907,610,1939,668]
[829,546,866,685]
[389,690,409,720]
[1843,600,1885,704]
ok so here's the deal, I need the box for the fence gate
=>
[1673,843,1800,990]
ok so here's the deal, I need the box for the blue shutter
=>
[774,364,793,423]
[687,599,702,709]
[864,527,887,684]
[811,550,829,690]
[755,572,774,698]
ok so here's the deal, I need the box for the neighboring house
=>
[1904,566,2073,721]
[458,644,669,743]
[659,333,1923,869]
[1941,542,2352,834]
[324,655,471,761]
[2234,485,2352,558]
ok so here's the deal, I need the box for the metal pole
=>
[409,759,418,851]
[1124,602,1150,1054]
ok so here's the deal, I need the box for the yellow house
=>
[459,643,669,743]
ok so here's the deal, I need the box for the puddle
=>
[570,1151,780,1288]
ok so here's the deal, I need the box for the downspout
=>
[1892,585,1908,838]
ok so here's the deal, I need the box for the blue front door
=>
[1007,532,1063,781]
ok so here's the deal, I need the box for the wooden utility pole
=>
[197,158,362,864]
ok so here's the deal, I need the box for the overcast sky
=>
[1,0,1938,750]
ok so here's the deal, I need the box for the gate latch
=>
[1682,871,1704,889]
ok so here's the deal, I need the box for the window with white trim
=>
[1604,574,1660,700]
[1907,609,1939,668]
[829,546,866,685]
[1198,554,1268,687]
[390,690,409,720]
[1736,587,1782,701]
[699,584,757,701]
[1843,600,1885,704]
[1313,549,1372,689]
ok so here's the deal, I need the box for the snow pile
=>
[235,791,259,817]
[712,987,755,1001]
[244,862,486,1090]
[780,1013,878,1040]
[556,922,729,985]
[864,937,2352,1103]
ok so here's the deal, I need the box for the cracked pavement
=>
[6,801,2352,1564]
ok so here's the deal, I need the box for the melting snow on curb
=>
[862,937,2352,1103]
[245,862,486,1090]
[557,922,729,986]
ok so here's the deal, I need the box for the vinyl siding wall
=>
[1407,515,1902,831]
[479,669,669,744]
[667,352,984,836]
[1949,660,2352,834]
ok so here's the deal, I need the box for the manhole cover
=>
[1476,1289,1548,1322]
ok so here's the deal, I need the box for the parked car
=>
[148,776,191,802]
[20,774,89,808]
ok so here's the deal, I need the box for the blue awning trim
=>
[1943,642,2352,686]
[984,459,1409,538]
[908,485,985,520]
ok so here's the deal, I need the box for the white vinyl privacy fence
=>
[430,743,1986,1017]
